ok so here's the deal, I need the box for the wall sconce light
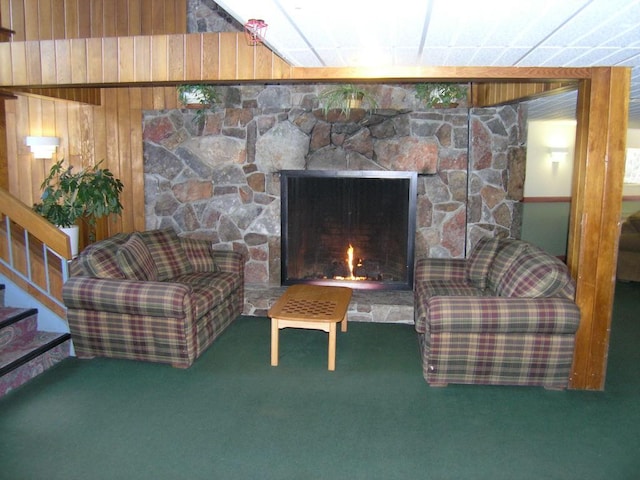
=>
[26,136,59,158]
[244,19,268,46]
[549,147,568,165]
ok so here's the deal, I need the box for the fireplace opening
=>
[281,170,417,290]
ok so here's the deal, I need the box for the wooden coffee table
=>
[269,284,353,371]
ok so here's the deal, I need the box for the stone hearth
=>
[243,284,414,324]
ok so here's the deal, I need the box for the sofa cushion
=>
[72,233,129,279]
[116,233,158,281]
[466,236,501,289]
[487,240,529,292]
[497,247,573,298]
[180,237,220,273]
[176,271,241,319]
[137,228,193,281]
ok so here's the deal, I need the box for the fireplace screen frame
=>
[280,170,418,291]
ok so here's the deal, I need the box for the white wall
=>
[625,128,640,198]
[524,120,575,197]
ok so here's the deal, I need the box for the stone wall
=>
[142,84,526,284]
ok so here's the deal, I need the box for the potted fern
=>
[33,159,124,255]
[318,84,378,118]
[177,84,219,125]
[415,83,468,108]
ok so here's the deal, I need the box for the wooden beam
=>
[0,33,596,88]
[567,67,630,390]
[9,87,101,105]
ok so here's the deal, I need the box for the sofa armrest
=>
[212,250,244,276]
[426,296,581,335]
[415,258,467,283]
[63,277,192,318]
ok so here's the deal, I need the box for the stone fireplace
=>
[142,83,526,305]
[281,170,417,290]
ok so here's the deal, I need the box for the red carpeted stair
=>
[0,285,71,397]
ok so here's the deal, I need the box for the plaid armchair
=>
[414,238,581,389]
[63,228,244,368]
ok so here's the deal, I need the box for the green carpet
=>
[1,282,639,479]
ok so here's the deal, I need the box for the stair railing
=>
[0,188,71,317]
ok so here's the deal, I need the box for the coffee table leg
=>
[341,312,348,332]
[328,322,337,371]
[271,318,279,366]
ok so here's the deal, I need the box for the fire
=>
[347,244,355,279]
[334,244,366,281]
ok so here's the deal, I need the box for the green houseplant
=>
[33,159,124,252]
[177,84,219,124]
[415,82,468,108]
[318,84,378,118]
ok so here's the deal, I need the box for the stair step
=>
[0,333,71,397]
[0,307,39,348]
[0,304,72,397]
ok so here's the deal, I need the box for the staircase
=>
[0,284,71,398]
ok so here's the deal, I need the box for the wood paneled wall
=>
[1,0,187,40]
[1,0,186,242]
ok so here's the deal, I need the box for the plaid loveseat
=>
[616,210,640,282]
[414,238,581,389]
[63,228,244,368]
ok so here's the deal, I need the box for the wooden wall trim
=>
[522,196,572,203]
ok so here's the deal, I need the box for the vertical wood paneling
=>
[2,0,187,246]
[185,33,202,80]
[118,36,134,82]
[133,35,150,82]
[70,37,87,83]
[219,33,237,78]
[167,34,185,81]
[237,39,254,79]
[89,0,103,37]
[64,0,79,38]
[201,33,219,80]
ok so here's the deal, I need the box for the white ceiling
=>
[214,0,640,127]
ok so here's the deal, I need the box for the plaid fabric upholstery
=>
[465,236,501,289]
[70,233,128,278]
[497,247,574,299]
[180,237,220,272]
[116,233,158,281]
[414,238,580,388]
[414,258,467,283]
[63,230,245,368]
[138,228,193,281]
[426,296,580,334]
[63,278,192,317]
[487,240,529,292]
[425,332,577,388]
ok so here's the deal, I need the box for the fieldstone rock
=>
[256,121,309,172]
[374,137,438,173]
[144,143,184,180]
[144,116,175,143]
[183,135,246,166]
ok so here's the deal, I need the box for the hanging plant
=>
[177,84,219,124]
[318,84,378,118]
[415,83,468,108]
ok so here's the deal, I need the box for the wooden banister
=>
[0,188,72,259]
